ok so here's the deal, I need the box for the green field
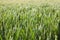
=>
[0,1,60,40]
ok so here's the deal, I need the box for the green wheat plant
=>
[0,4,60,40]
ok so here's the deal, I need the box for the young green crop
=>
[0,4,60,40]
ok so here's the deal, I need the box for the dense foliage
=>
[0,4,60,40]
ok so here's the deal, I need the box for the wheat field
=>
[0,0,60,40]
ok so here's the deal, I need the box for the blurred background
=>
[0,0,60,5]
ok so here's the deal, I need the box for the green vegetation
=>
[0,4,60,40]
